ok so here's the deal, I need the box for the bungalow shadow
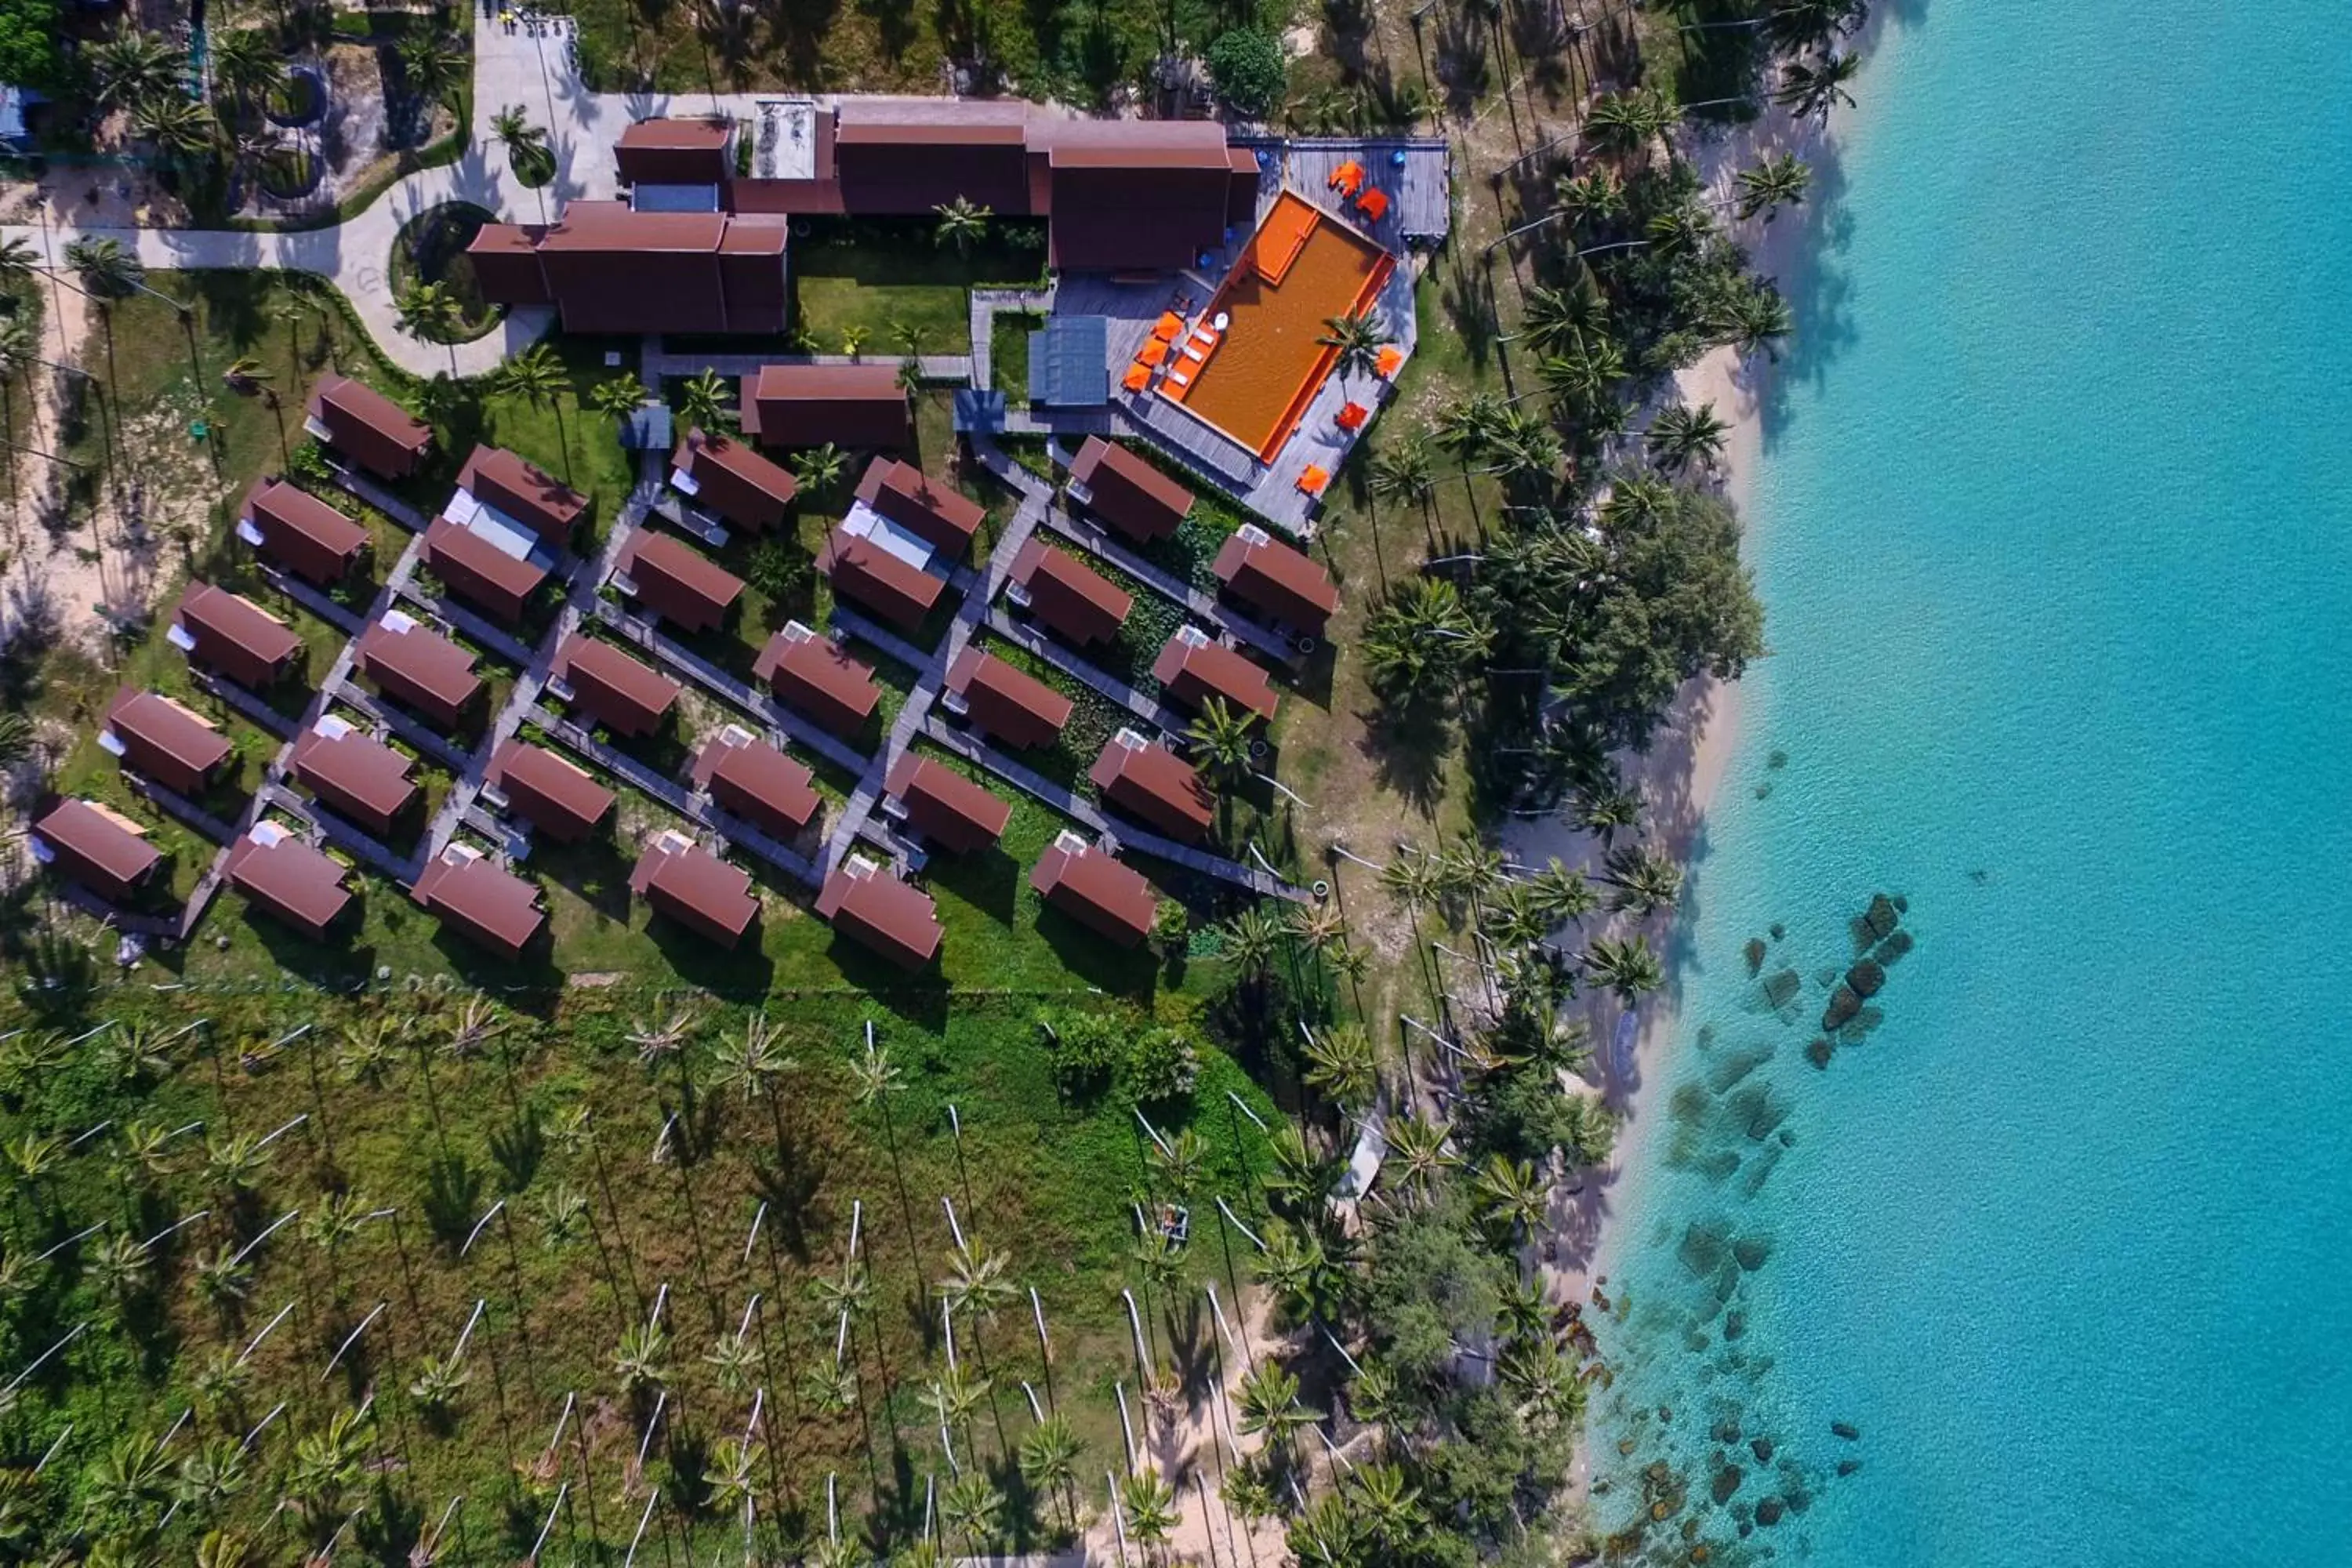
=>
[1032,904,1159,999]
[922,842,1021,924]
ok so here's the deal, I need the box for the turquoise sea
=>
[1589,0,2352,1559]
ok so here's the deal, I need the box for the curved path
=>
[0,12,776,376]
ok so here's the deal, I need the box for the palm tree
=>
[174,1438,249,1520]
[209,29,281,117]
[1317,310,1390,384]
[1557,1092,1617,1173]
[1147,1126,1207,1198]
[88,1432,173,1530]
[492,104,554,221]
[63,237,149,302]
[1301,1023,1378,1114]
[1715,285,1796,360]
[409,1350,471,1417]
[1777,50,1862,122]
[1734,152,1811,223]
[933,196,993,256]
[941,1472,1004,1553]
[1383,1115,1457,1203]
[706,1010,797,1165]
[1361,577,1487,704]
[1526,858,1598,927]
[789,441,847,492]
[399,31,469,119]
[613,1321,671,1395]
[590,375,648,436]
[1117,1472,1179,1567]
[1368,431,1434,510]
[395,281,466,377]
[1184,695,1256,786]
[201,1128,270,1196]
[626,1002,702,1103]
[492,341,572,473]
[1538,333,1628,416]
[1018,1412,1083,1533]
[1235,1358,1319,1453]
[1475,1152,1546,1241]
[338,1014,405,1086]
[702,1328,762,1395]
[1582,933,1664,1004]
[677,365,733,433]
[1515,273,1609,357]
[938,1236,1018,1325]
[706,1436,764,1543]
[194,1529,261,1568]
[1646,401,1729,474]
[1768,0,1867,50]
[89,28,184,115]
[840,325,871,359]
[1603,843,1683,916]
[1553,169,1626,231]
[1220,905,1286,986]
[1351,1462,1423,1551]
[87,1232,151,1305]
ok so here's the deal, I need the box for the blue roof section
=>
[1029,315,1109,408]
[953,390,1007,434]
[622,405,675,451]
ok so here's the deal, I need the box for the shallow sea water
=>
[1587,1,2352,1559]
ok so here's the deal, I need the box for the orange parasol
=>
[1375,345,1405,379]
[1354,187,1390,222]
[1123,363,1152,392]
[1297,465,1330,495]
[1336,401,1370,431]
[1152,312,1185,342]
[1135,339,1171,368]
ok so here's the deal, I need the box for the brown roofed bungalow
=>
[412,846,548,960]
[1212,524,1339,634]
[1008,539,1131,647]
[630,829,759,948]
[550,634,682,739]
[691,724,822,839]
[755,622,882,737]
[223,823,354,939]
[739,364,910,451]
[172,583,304,689]
[289,718,420,837]
[241,478,371,586]
[670,429,797,533]
[471,204,790,336]
[944,648,1072,750]
[1068,437,1194,542]
[815,854,943,971]
[1088,727,1214,842]
[485,739,615,843]
[103,690,233,795]
[1151,625,1279,724]
[818,522,946,631]
[619,530,745,633]
[305,376,433,479]
[356,612,485,728]
[883,754,1011,855]
[457,446,588,545]
[31,799,162,902]
[424,515,551,626]
[854,457,984,559]
[1030,830,1158,947]
[615,117,734,185]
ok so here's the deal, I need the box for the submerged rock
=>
[1744,938,1767,976]
[1750,1437,1775,1464]
[1831,1420,1861,1441]
[1724,1311,1747,1341]
[1845,959,1886,998]
[1762,967,1803,1011]
[1769,923,1787,941]
[1756,1497,1785,1527]
[1837,1459,1862,1478]
[1874,928,1915,965]
[1712,1417,1742,1444]
[1822,985,1863,1031]
[1679,1223,1730,1280]
[1806,1037,1835,1069]
[1711,1467,1744,1505]
[1864,893,1900,938]
[1707,1045,1775,1094]
[1733,1236,1772,1272]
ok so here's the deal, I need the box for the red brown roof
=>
[412,849,547,959]
[223,826,354,939]
[855,457,984,558]
[884,753,1011,855]
[103,690,232,794]
[1010,539,1131,647]
[831,99,1033,214]
[630,832,759,948]
[424,516,550,626]
[471,206,789,335]
[1212,525,1338,633]
[1151,626,1279,724]
[1069,437,1194,542]
[241,478,370,586]
[621,530,745,633]
[289,721,419,837]
[615,117,733,185]
[32,799,162,902]
[945,648,1072,750]
[818,523,946,631]
[486,739,615,843]
[1030,833,1157,946]
[671,429,797,532]
[754,624,882,737]
[815,855,943,971]
[307,376,432,479]
[552,635,681,739]
[691,726,821,838]
[1088,728,1214,842]
[739,365,910,451]
[458,446,587,544]
[357,615,485,728]
[173,583,303,689]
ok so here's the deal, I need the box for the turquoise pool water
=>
[1588,1,2352,1559]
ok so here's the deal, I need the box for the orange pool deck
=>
[1160,192,1394,463]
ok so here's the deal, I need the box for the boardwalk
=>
[981,607,1190,734]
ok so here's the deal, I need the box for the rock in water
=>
[1873,927,1915,965]
[1712,1417,1742,1444]
[1744,938,1767,976]
[1724,1311,1747,1341]
[1755,1497,1785,1527]
[1837,1459,1862,1477]
[1733,1236,1772,1272]
[1845,959,1886,998]
[1822,985,1863,1031]
[1806,1037,1835,1069]
[1831,1421,1861,1441]
[1711,1467,1744,1505]
[1750,1437,1775,1464]
[1763,968,1802,1011]
[1864,894,1900,938]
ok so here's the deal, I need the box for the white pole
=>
[238,1300,296,1366]
[230,1210,300,1265]
[321,1301,387,1381]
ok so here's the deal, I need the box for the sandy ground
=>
[7,285,128,650]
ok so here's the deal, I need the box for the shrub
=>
[1207,29,1286,119]
[1149,899,1189,960]
[1120,1026,1199,1112]
[744,538,813,609]
[1041,1007,1123,1102]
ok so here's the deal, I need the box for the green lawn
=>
[789,219,1049,358]
[991,309,1044,400]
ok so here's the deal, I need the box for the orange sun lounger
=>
[1297,465,1330,495]
[1376,345,1405,379]
[1336,401,1370,431]
[1354,187,1391,222]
